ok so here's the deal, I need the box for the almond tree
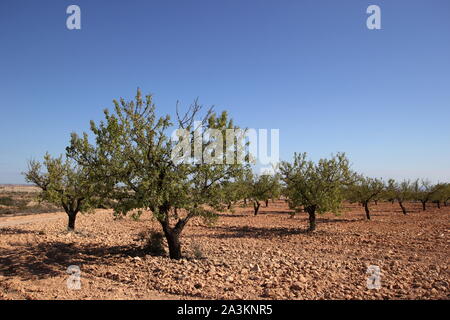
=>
[444,184,450,207]
[413,180,443,211]
[67,89,246,259]
[265,173,282,207]
[347,176,385,220]
[386,179,414,215]
[220,180,242,211]
[24,154,98,231]
[431,183,450,209]
[248,173,279,215]
[280,152,353,232]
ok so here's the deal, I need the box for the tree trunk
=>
[265,199,269,207]
[244,198,247,206]
[374,200,378,205]
[67,212,77,231]
[165,230,182,260]
[158,204,188,260]
[227,202,232,210]
[437,201,441,209]
[305,206,316,232]
[399,201,407,215]
[364,201,371,220]
[421,201,426,211]
[253,201,261,216]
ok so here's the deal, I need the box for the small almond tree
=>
[431,183,450,209]
[67,89,246,259]
[265,173,282,207]
[220,180,243,211]
[347,176,385,220]
[24,154,98,231]
[248,173,279,215]
[386,179,414,215]
[280,152,353,232]
[413,179,443,211]
[444,184,450,207]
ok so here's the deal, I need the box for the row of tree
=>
[220,159,449,230]
[24,89,450,259]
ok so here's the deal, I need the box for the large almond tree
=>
[67,89,246,259]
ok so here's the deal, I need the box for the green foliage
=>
[191,241,205,259]
[281,152,353,214]
[139,230,166,256]
[280,152,353,231]
[386,179,415,214]
[413,179,444,210]
[67,89,247,258]
[246,171,281,214]
[0,196,14,206]
[346,175,385,219]
[23,153,100,229]
[430,183,450,207]
[131,210,143,221]
[386,179,414,202]
[347,176,385,204]
[219,180,242,211]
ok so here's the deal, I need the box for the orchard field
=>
[0,195,448,300]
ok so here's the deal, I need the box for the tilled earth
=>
[0,201,448,300]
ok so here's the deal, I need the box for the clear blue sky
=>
[0,0,449,184]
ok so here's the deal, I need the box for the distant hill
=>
[0,185,40,193]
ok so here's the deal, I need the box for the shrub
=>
[131,210,143,221]
[191,241,204,259]
[0,196,14,206]
[140,231,166,256]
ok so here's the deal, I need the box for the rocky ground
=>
[0,201,448,300]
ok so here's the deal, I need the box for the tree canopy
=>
[280,152,353,231]
[24,153,99,230]
[347,175,385,220]
[66,89,247,258]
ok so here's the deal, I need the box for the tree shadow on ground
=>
[255,210,294,216]
[218,213,248,218]
[0,240,142,281]
[0,227,40,235]
[316,217,361,224]
[204,225,319,239]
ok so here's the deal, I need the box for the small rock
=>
[290,282,304,291]
[194,283,203,289]
[251,264,261,272]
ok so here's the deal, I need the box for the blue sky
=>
[0,0,449,184]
